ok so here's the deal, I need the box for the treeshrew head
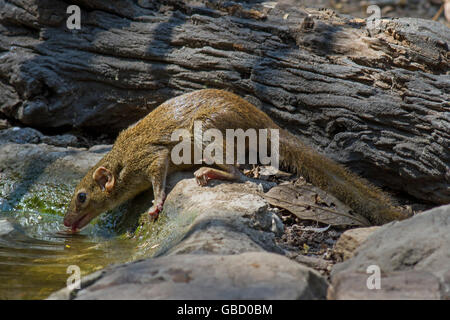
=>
[63,165,117,232]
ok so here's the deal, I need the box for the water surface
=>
[0,210,136,299]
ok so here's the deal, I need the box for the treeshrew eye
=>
[77,192,87,203]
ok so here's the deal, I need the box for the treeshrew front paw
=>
[148,202,164,220]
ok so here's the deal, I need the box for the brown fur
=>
[64,89,408,230]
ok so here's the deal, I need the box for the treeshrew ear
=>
[93,166,115,192]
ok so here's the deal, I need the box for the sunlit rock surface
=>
[329,204,450,300]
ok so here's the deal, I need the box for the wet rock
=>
[0,219,14,236]
[47,270,105,300]
[330,204,450,300]
[74,252,328,300]
[333,227,380,261]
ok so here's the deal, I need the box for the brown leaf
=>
[264,180,371,227]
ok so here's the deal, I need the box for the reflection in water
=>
[0,211,135,299]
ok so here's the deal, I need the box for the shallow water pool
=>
[0,210,137,299]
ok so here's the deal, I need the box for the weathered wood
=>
[0,0,448,203]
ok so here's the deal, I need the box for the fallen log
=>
[0,0,448,203]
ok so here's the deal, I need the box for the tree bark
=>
[0,0,448,204]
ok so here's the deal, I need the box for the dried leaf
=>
[264,180,371,227]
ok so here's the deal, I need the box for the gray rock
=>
[328,270,443,300]
[0,127,80,147]
[0,140,110,214]
[330,204,450,299]
[0,142,108,184]
[40,134,79,147]
[333,227,381,261]
[74,252,328,300]
[0,219,14,236]
[0,127,43,144]
[46,270,105,300]
[159,178,284,256]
